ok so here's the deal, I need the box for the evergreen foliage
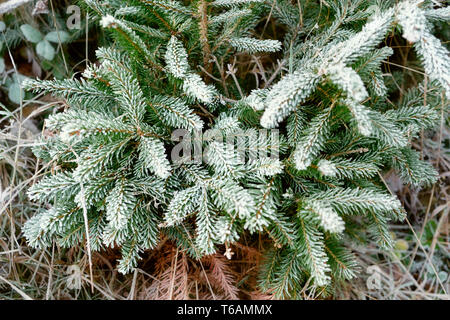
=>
[23,0,448,297]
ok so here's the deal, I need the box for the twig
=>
[226,60,243,98]
[0,274,33,300]
[68,146,95,294]
[198,0,212,76]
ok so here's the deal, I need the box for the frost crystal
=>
[246,89,268,111]
[308,202,345,234]
[100,15,117,29]
[344,99,373,136]
[183,73,216,104]
[165,36,189,79]
[327,63,368,102]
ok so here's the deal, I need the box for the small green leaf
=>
[45,31,70,43]
[0,58,5,73]
[8,83,24,104]
[12,73,28,85]
[0,21,6,32]
[41,60,53,71]
[20,24,43,43]
[36,40,55,60]
[438,271,448,282]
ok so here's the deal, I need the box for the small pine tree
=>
[23,0,448,298]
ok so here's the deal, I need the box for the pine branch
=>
[292,106,333,170]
